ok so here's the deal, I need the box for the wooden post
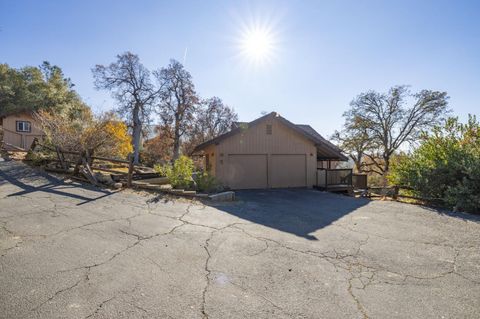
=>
[73,151,84,176]
[325,169,328,191]
[29,138,38,151]
[87,149,94,167]
[81,154,98,186]
[393,186,399,200]
[127,153,134,188]
[55,146,67,171]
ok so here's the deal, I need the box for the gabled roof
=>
[0,109,34,119]
[193,112,348,161]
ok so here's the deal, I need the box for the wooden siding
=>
[202,144,216,176]
[212,115,317,189]
[1,113,44,149]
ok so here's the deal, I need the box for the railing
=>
[367,186,444,205]
[27,138,157,188]
[352,174,368,189]
[317,168,353,189]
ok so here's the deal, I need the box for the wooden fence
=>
[367,185,444,204]
[1,127,44,150]
[352,174,367,189]
[28,138,156,188]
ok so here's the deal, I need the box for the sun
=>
[236,23,278,67]
[240,27,274,62]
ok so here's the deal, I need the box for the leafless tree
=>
[154,59,198,160]
[336,85,449,180]
[183,97,238,154]
[35,110,129,158]
[92,52,155,164]
[195,97,237,142]
[332,125,372,173]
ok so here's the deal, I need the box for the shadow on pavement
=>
[0,161,114,206]
[207,189,371,240]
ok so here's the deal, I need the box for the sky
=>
[1,0,479,137]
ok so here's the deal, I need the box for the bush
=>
[389,116,480,213]
[155,156,194,189]
[35,110,131,159]
[194,171,220,193]
[25,150,54,166]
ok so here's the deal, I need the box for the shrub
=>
[154,163,172,178]
[194,171,220,193]
[35,110,131,159]
[25,150,53,166]
[155,156,194,189]
[389,115,480,213]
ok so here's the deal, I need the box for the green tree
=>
[0,62,89,118]
[389,115,480,213]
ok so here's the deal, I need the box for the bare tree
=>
[336,85,449,180]
[195,97,237,142]
[154,59,198,160]
[35,109,131,158]
[92,52,155,164]
[183,97,238,154]
[332,125,371,173]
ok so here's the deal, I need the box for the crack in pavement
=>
[4,162,479,319]
[200,229,213,319]
[31,270,88,312]
[28,202,220,314]
[84,296,116,319]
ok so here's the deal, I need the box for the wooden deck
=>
[316,169,364,195]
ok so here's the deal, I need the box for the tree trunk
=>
[382,156,390,186]
[354,159,363,173]
[172,124,181,161]
[172,113,181,161]
[132,106,142,165]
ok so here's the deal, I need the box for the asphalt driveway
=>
[1,160,479,318]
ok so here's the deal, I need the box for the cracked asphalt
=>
[1,160,479,319]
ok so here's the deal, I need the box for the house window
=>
[16,121,31,133]
[266,124,272,135]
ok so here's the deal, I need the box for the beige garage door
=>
[227,154,268,189]
[270,154,307,188]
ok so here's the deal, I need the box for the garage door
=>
[270,154,307,188]
[227,154,268,189]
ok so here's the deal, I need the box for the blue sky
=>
[1,0,479,137]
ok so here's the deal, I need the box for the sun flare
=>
[236,23,278,67]
[240,28,273,61]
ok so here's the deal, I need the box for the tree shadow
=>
[0,162,114,206]
[206,189,371,240]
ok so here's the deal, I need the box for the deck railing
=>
[352,174,368,189]
[317,168,353,189]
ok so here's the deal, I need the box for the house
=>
[193,112,348,189]
[0,111,44,150]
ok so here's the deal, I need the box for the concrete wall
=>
[2,113,44,149]
[212,114,317,189]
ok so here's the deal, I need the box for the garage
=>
[193,112,348,190]
[270,154,307,188]
[226,154,268,189]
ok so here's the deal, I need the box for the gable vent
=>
[266,124,272,135]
